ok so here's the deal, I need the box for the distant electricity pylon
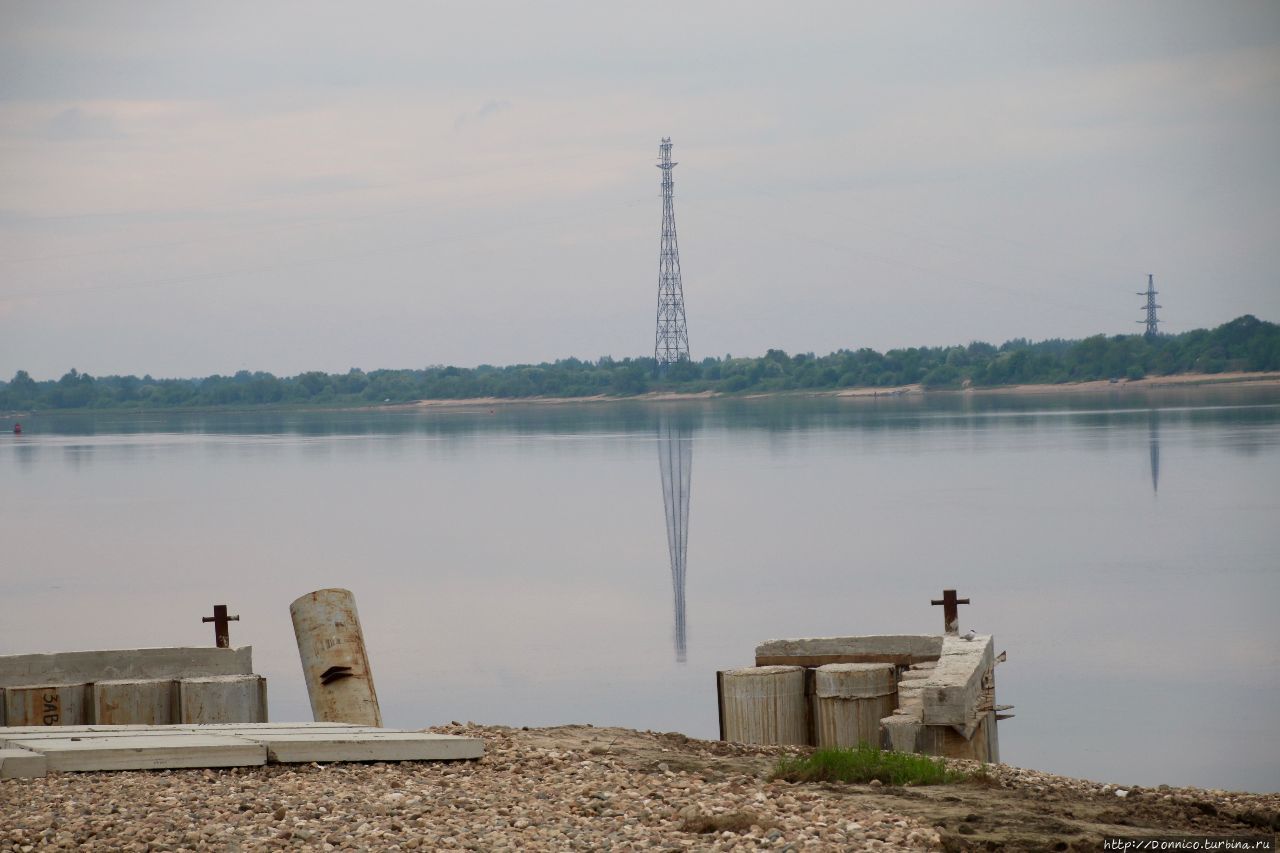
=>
[1138,274,1161,338]
[654,137,690,367]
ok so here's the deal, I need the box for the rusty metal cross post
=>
[931,589,970,635]
[202,604,240,648]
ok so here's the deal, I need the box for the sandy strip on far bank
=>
[385,372,1280,410]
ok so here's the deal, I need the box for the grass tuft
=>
[771,743,963,786]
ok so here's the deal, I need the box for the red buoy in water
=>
[12,423,21,434]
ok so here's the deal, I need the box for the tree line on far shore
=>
[3,314,1278,411]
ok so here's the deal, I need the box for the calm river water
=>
[3,388,1278,792]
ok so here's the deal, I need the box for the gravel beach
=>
[4,724,1278,851]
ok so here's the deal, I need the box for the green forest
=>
[3,314,1278,411]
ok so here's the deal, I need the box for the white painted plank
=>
[4,735,266,772]
[0,746,47,779]
[251,732,483,763]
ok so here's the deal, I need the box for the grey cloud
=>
[41,107,124,140]
[455,99,513,131]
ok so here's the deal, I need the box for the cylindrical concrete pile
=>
[813,663,898,748]
[719,665,807,745]
[290,588,382,726]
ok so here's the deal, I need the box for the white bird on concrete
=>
[961,629,976,641]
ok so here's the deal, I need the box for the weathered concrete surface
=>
[0,722,358,736]
[178,675,267,724]
[290,589,382,726]
[93,679,177,725]
[755,635,942,666]
[0,647,253,688]
[3,734,267,772]
[0,724,484,771]
[814,663,896,699]
[921,635,994,728]
[719,666,808,746]
[0,745,47,779]
[257,731,485,763]
[814,664,898,749]
[880,713,922,753]
[2,683,93,727]
[878,638,1000,762]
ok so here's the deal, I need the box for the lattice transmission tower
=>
[1138,274,1161,338]
[654,138,690,367]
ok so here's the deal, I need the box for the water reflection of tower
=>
[658,417,692,662]
[1148,409,1161,494]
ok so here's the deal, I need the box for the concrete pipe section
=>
[289,588,382,727]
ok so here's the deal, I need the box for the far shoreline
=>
[386,369,1280,411]
[4,371,1279,419]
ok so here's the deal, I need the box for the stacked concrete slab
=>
[0,647,267,727]
[881,635,1001,762]
[715,634,1005,762]
[0,723,484,779]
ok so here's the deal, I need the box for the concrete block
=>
[178,676,267,724]
[0,647,254,688]
[755,635,942,666]
[0,746,47,779]
[94,679,177,725]
[921,635,994,727]
[3,734,266,772]
[2,683,92,727]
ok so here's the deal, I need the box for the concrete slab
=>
[182,722,360,731]
[0,724,484,771]
[755,635,942,666]
[0,726,363,741]
[0,746,47,779]
[4,735,266,772]
[252,732,484,763]
[0,724,169,735]
[0,647,253,688]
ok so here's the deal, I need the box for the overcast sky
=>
[2,1,1278,379]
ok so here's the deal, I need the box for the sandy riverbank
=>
[385,372,1280,410]
[3,724,1277,851]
